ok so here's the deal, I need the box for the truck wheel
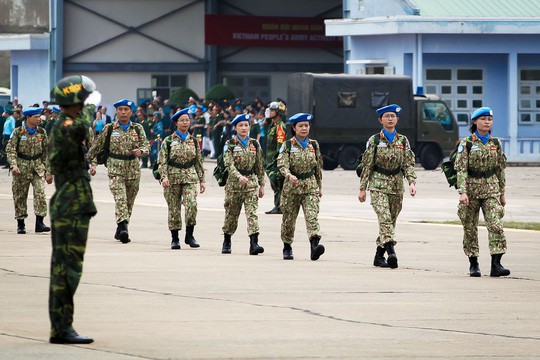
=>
[420,144,442,170]
[322,158,339,170]
[338,146,362,170]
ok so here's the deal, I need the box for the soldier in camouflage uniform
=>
[157,108,205,250]
[88,99,149,244]
[220,114,265,255]
[190,105,207,138]
[263,101,287,214]
[455,107,510,278]
[6,107,53,234]
[48,75,99,344]
[277,113,324,261]
[358,104,417,269]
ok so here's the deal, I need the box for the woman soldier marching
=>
[358,104,416,269]
[157,108,205,250]
[455,106,510,277]
[220,113,265,255]
[277,113,324,261]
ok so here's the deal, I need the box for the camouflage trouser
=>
[164,183,197,230]
[458,196,506,257]
[222,189,259,236]
[12,173,47,219]
[49,215,90,338]
[370,191,403,246]
[109,175,140,224]
[280,191,320,244]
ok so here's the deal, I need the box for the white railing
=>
[500,138,540,162]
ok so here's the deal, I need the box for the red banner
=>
[205,14,342,48]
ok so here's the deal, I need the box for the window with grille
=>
[519,69,540,124]
[425,68,484,126]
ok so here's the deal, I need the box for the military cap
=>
[471,107,493,120]
[376,104,402,117]
[288,113,314,124]
[22,107,43,117]
[171,108,190,122]
[231,114,251,126]
[114,99,136,111]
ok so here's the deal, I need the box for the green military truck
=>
[287,73,459,170]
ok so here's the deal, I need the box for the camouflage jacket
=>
[88,121,149,179]
[223,137,265,192]
[359,131,416,194]
[47,106,97,219]
[278,137,322,195]
[455,134,506,198]
[6,125,49,178]
[157,132,205,185]
[264,117,287,168]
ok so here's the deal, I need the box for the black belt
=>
[374,165,401,176]
[17,152,43,161]
[109,153,136,160]
[468,168,497,178]
[168,159,195,169]
[291,169,315,180]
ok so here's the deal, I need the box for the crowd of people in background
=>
[0,95,281,169]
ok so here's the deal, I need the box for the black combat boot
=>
[171,230,180,250]
[468,256,481,277]
[490,253,510,277]
[283,243,293,260]
[222,233,232,254]
[17,219,26,234]
[309,236,325,261]
[117,221,130,244]
[249,233,264,255]
[384,242,398,269]
[374,246,389,267]
[35,216,51,233]
[185,225,200,248]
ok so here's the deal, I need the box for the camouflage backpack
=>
[355,135,380,177]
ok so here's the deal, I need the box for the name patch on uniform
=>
[171,141,179,146]
[20,135,27,140]
[377,142,387,148]
[290,146,300,153]
[233,146,242,152]
[112,131,121,137]
[470,145,480,151]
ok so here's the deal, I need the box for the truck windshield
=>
[422,102,453,131]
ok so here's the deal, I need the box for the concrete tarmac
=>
[1,164,539,359]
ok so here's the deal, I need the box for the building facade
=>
[326,0,540,161]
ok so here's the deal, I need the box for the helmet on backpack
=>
[50,75,96,106]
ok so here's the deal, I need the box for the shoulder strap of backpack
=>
[104,124,113,152]
[465,135,473,152]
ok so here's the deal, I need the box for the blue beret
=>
[196,105,207,112]
[113,99,136,111]
[22,107,43,117]
[171,108,190,122]
[162,106,171,115]
[471,107,493,120]
[376,104,402,117]
[231,114,251,126]
[48,105,60,113]
[5,107,13,115]
[288,113,314,124]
